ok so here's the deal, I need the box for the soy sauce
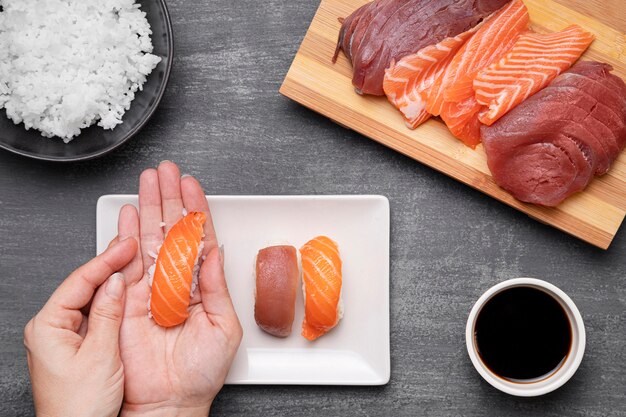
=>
[475,286,571,381]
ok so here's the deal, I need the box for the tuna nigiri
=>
[254,245,299,338]
[430,0,529,147]
[474,25,594,125]
[300,236,343,341]
[383,27,478,129]
[149,212,206,328]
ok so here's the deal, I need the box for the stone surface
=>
[0,0,624,416]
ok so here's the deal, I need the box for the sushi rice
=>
[0,0,161,141]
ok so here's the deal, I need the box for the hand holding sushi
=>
[24,162,242,417]
[117,162,243,416]
[24,237,138,417]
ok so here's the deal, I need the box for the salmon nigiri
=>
[383,26,478,129]
[429,0,529,147]
[149,212,206,327]
[300,236,343,341]
[474,25,594,125]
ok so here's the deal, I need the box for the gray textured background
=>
[1,0,625,416]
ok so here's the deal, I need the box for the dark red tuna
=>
[482,61,626,206]
[333,0,511,95]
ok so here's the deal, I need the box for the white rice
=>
[189,242,204,297]
[0,0,161,142]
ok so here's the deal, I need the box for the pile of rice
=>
[0,0,161,142]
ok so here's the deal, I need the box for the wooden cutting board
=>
[279,0,626,249]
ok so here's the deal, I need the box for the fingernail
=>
[181,174,191,179]
[106,273,125,300]
[118,236,135,249]
[159,160,172,165]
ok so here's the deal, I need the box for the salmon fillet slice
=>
[431,0,529,147]
[300,236,343,341]
[149,212,206,328]
[383,27,478,129]
[474,25,594,125]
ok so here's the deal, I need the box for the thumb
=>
[83,272,126,353]
[199,246,238,320]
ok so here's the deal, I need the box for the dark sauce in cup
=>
[474,286,572,382]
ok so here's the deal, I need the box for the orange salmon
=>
[149,212,206,328]
[431,0,529,147]
[300,236,343,341]
[383,27,478,129]
[474,25,594,125]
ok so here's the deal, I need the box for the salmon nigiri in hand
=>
[300,236,343,341]
[148,211,206,327]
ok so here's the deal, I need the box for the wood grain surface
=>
[280,0,626,249]
[554,0,626,32]
[0,0,625,416]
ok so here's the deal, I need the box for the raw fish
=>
[149,212,206,328]
[254,245,299,338]
[431,0,529,147]
[474,25,594,125]
[383,27,478,128]
[300,236,343,341]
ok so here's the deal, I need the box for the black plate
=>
[0,0,173,162]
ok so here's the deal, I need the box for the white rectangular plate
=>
[96,195,390,385]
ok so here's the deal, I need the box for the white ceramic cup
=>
[466,278,586,397]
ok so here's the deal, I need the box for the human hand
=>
[24,238,138,417]
[117,162,242,417]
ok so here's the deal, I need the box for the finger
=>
[118,204,144,286]
[157,161,184,233]
[119,205,152,318]
[44,238,137,316]
[81,229,123,315]
[82,273,126,354]
[123,273,152,319]
[181,175,218,257]
[189,289,202,306]
[91,235,120,314]
[139,168,164,271]
[199,246,238,320]
[107,236,119,249]
[80,300,93,319]
[77,314,88,338]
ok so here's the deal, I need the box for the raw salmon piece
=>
[337,0,509,95]
[149,212,206,328]
[383,28,477,129]
[428,0,529,147]
[440,0,530,104]
[474,25,594,125]
[440,98,484,148]
[300,236,343,341]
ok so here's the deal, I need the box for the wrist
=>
[121,402,211,417]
